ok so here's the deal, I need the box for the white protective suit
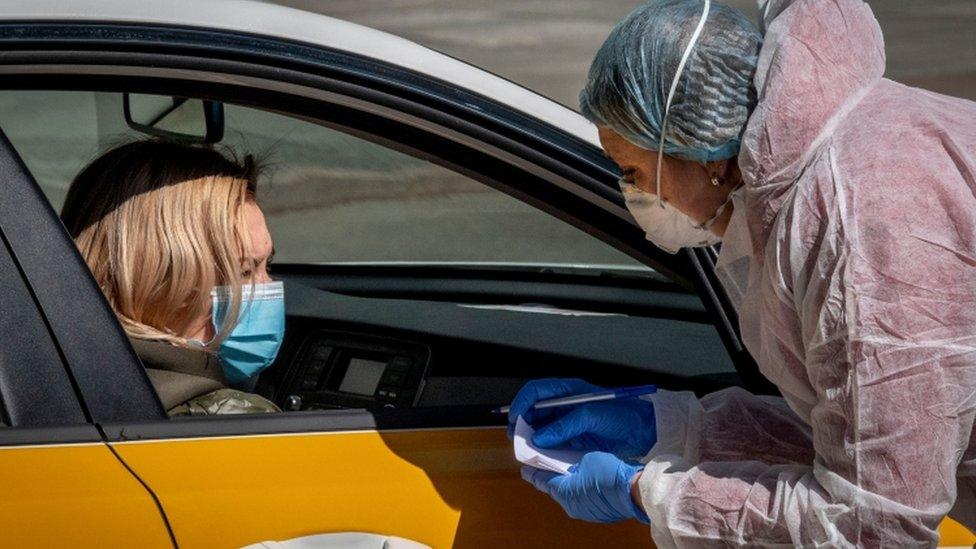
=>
[636,0,976,547]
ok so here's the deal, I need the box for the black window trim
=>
[0,424,105,446]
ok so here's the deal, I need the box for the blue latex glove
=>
[522,452,649,524]
[508,378,657,460]
[508,378,602,435]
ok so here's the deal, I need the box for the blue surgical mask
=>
[211,281,285,385]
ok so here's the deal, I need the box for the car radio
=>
[282,331,430,411]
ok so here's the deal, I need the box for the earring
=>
[710,174,721,187]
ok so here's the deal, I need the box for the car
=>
[0,1,973,547]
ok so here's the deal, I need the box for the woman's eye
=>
[241,270,253,278]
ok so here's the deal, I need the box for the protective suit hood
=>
[739,0,885,257]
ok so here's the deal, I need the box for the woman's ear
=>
[705,158,741,187]
[703,160,723,186]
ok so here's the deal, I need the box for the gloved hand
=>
[508,378,657,460]
[522,452,649,524]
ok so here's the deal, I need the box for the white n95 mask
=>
[620,180,724,254]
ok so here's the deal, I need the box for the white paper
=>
[513,416,585,474]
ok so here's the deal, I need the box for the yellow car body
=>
[1,427,973,547]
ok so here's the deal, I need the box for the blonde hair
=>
[61,140,260,349]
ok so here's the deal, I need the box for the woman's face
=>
[598,126,737,233]
[186,200,274,342]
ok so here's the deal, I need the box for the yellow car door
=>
[99,415,976,548]
[108,415,650,548]
[0,433,173,547]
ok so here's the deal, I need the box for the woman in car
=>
[61,140,284,416]
[510,0,976,546]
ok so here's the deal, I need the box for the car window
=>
[0,89,737,417]
[0,90,645,269]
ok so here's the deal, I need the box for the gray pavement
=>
[270,0,976,108]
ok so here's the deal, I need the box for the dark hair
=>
[61,139,258,237]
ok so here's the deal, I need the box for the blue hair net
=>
[580,0,761,163]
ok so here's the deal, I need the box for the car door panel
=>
[0,429,173,547]
[109,424,650,548]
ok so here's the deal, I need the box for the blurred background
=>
[272,0,976,107]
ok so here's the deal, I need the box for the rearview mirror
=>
[123,93,224,143]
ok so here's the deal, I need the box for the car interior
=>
[0,89,744,425]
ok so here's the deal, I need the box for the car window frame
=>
[0,21,768,439]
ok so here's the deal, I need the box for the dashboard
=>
[279,332,430,411]
[261,279,742,413]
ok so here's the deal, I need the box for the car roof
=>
[1,0,600,148]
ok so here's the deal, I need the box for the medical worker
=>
[509,0,976,546]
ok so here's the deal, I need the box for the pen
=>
[493,384,657,415]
